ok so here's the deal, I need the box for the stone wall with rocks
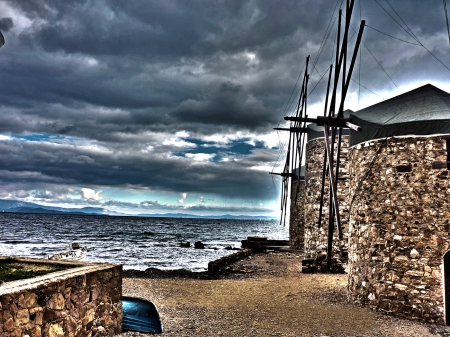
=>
[290,179,305,251]
[303,135,350,266]
[347,135,450,324]
[0,258,122,337]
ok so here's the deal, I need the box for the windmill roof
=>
[349,84,450,146]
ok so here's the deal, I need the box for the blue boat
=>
[122,296,164,333]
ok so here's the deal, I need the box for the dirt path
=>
[120,252,450,337]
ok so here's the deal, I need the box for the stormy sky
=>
[0,0,448,216]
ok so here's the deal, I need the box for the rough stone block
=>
[15,309,29,326]
[47,293,65,310]
[45,322,64,337]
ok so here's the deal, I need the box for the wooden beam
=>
[269,172,293,177]
[318,139,328,229]
[284,116,361,131]
[273,127,308,132]
[344,121,361,131]
[337,20,366,118]
[323,64,333,117]
[323,125,342,270]
[327,127,337,272]
[334,128,344,239]
[329,9,342,118]
[284,116,318,123]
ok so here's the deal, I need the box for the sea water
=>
[0,213,288,271]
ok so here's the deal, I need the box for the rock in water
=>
[194,241,205,249]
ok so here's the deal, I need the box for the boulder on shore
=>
[194,241,205,249]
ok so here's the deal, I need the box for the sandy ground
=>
[120,252,450,337]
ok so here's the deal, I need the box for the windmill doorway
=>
[444,250,450,325]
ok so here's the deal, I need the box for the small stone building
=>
[290,84,450,323]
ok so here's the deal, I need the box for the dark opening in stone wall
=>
[445,250,450,325]
[446,138,450,170]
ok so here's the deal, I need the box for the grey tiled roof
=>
[352,84,450,125]
[349,84,450,146]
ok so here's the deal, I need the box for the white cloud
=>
[249,164,276,172]
[185,153,215,161]
[81,188,103,201]
[163,136,196,148]
[178,192,187,203]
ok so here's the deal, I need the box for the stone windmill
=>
[272,0,365,271]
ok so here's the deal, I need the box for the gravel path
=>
[120,252,450,337]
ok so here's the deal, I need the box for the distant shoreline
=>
[0,200,277,220]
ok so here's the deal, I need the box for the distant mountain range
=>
[0,200,276,220]
[0,200,108,215]
[135,212,277,220]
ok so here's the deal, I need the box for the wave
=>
[0,213,287,271]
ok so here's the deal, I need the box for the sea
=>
[0,213,288,272]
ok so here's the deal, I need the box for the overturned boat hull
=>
[122,296,163,333]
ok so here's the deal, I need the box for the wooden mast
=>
[281,0,364,271]
[271,56,310,226]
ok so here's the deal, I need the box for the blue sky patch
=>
[172,137,267,161]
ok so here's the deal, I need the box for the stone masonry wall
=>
[290,179,305,251]
[347,135,450,324]
[303,135,350,264]
[0,259,122,337]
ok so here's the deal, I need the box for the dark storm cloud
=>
[0,0,449,213]
[0,0,324,137]
[0,17,13,32]
[10,0,320,59]
[2,0,447,137]
[171,81,275,128]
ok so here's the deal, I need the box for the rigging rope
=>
[374,0,450,72]
[358,0,362,105]
[350,78,385,99]
[365,25,420,45]
[313,0,344,70]
[444,0,450,48]
[362,41,398,89]
[346,19,399,91]
[372,0,416,40]
[384,0,420,42]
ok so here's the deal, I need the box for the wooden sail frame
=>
[271,56,310,227]
[274,0,364,271]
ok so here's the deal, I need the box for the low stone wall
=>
[208,249,252,272]
[0,257,122,337]
[347,135,450,324]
